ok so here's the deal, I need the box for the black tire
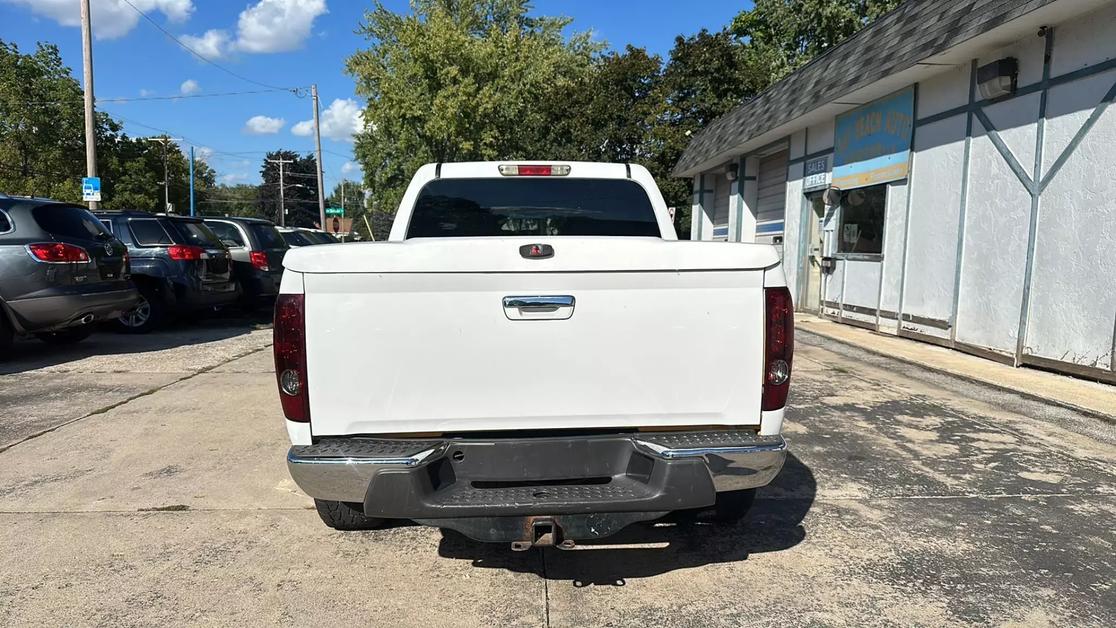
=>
[711,489,757,524]
[314,499,385,531]
[0,313,13,356]
[115,286,164,334]
[35,326,94,345]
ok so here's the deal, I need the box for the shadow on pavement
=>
[437,452,816,584]
[0,310,270,375]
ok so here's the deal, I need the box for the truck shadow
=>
[436,452,816,583]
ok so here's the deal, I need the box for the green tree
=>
[347,0,599,218]
[197,183,263,218]
[732,0,902,85]
[259,150,320,227]
[0,41,120,201]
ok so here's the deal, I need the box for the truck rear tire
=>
[712,488,757,523]
[314,499,385,531]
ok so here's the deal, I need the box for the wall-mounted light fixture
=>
[977,57,1018,100]
[725,162,739,181]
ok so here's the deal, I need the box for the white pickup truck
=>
[275,161,792,549]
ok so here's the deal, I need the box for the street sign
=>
[82,177,101,202]
[325,206,344,216]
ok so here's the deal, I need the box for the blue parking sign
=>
[82,177,101,202]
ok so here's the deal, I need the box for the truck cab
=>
[276,162,792,548]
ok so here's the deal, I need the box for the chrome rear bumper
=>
[288,431,786,506]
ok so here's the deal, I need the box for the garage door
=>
[757,150,788,239]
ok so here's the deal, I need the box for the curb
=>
[797,327,1116,426]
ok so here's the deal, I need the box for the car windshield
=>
[406,178,661,238]
[281,230,315,247]
[303,231,334,244]
[32,204,111,240]
[167,220,223,247]
[250,224,287,249]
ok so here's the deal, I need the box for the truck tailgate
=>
[293,238,777,435]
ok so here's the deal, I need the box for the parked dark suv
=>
[0,197,137,349]
[203,217,288,308]
[95,211,239,332]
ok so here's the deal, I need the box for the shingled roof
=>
[673,0,1057,176]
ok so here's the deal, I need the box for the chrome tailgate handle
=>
[502,295,575,320]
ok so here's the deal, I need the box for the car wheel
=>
[711,488,757,524]
[115,289,162,334]
[0,314,13,355]
[313,499,385,531]
[35,326,94,345]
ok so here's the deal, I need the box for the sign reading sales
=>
[832,87,914,189]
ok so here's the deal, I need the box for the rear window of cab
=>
[406,178,661,238]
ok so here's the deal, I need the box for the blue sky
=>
[0,0,745,190]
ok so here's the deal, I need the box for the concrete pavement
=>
[796,314,1116,422]
[0,322,1113,626]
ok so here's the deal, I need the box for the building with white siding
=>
[674,0,1116,384]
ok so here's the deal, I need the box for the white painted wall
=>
[1049,1,1116,76]
[1024,71,1116,370]
[954,118,1031,356]
[806,119,835,154]
[983,92,1040,173]
[879,179,909,319]
[917,63,969,119]
[790,129,806,160]
[901,114,967,334]
[843,260,882,310]
[783,162,804,295]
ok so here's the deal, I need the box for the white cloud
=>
[180,79,200,95]
[243,115,285,135]
[341,161,360,175]
[179,0,327,59]
[195,146,215,161]
[3,0,193,40]
[235,0,327,53]
[179,29,230,60]
[139,88,154,97]
[291,98,363,142]
[219,173,249,184]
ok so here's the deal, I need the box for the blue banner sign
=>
[832,87,914,189]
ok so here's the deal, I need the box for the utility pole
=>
[147,137,181,213]
[340,179,346,242]
[311,84,326,229]
[266,156,294,227]
[189,146,195,217]
[79,0,98,209]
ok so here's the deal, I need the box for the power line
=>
[118,0,305,95]
[14,88,299,106]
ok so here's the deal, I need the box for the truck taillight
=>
[249,250,270,271]
[274,294,309,422]
[762,286,794,411]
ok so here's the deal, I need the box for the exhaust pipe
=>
[79,313,95,325]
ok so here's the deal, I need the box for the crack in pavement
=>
[0,345,272,455]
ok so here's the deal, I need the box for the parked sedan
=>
[0,196,138,350]
[95,211,239,333]
[203,217,287,308]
